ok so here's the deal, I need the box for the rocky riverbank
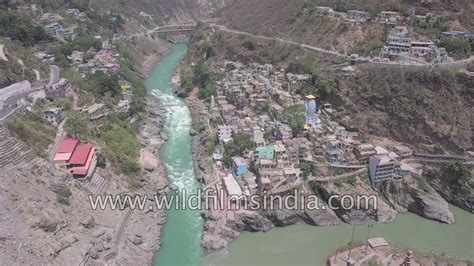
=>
[114,94,171,265]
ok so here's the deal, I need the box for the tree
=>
[317,79,336,97]
[301,163,314,177]
[439,38,471,58]
[89,72,120,97]
[222,133,252,168]
[64,111,89,139]
[283,105,306,136]
[445,162,471,185]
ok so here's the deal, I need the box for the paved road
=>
[213,24,474,68]
[212,24,347,58]
[48,65,60,87]
[0,81,45,120]
[0,44,7,61]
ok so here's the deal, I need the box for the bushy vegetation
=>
[117,45,147,115]
[98,116,140,175]
[222,133,252,167]
[0,11,51,46]
[103,127,140,174]
[7,111,56,156]
[193,60,223,100]
[50,35,102,66]
[282,105,305,135]
[301,163,314,177]
[346,176,357,186]
[287,59,316,75]
[413,19,449,38]
[418,177,432,192]
[64,111,89,139]
[53,184,72,205]
[439,38,471,59]
[445,162,471,186]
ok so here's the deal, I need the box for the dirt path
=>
[0,44,8,61]
[33,69,41,81]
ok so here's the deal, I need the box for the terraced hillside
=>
[0,126,40,171]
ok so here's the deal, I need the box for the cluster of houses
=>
[65,8,91,23]
[39,13,77,39]
[206,61,422,197]
[53,138,96,178]
[36,8,92,39]
[69,40,121,75]
[313,5,471,63]
[382,25,448,62]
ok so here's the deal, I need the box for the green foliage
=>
[193,61,223,100]
[433,144,444,154]
[287,60,316,75]
[243,40,256,51]
[222,133,252,168]
[199,40,216,60]
[180,70,194,96]
[117,44,147,116]
[73,72,121,100]
[102,124,140,175]
[418,177,431,192]
[346,176,357,186]
[0,11,51,46]
[96,152,106,168]
[90,72,120,97]
[334,180,343,188]
[7,112,56,156]
[301,163,314,177]
[53,184,72,205]
[413,19,449,38]
[59,35,101,56]
[368,260,383,266]
[282,105,305,136]
[64,111,89,139]
[439,38,471,58]
[445,162,471,185]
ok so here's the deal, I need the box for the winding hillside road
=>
[211,24,346,58]
[211,24,474,68]
[48,65,60,87]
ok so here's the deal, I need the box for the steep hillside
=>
[331,66,473,153]
[90,0,206,24]
[219,0,474,55]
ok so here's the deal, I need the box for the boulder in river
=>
[382,179,455,224]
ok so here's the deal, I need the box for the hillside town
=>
[0,1,473,265]
[194,60,428,201]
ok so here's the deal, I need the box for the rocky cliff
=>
[425,163,474,213]
[382,178,455,223]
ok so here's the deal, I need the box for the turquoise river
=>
[146,44,473,266]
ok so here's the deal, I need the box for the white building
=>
[217,125,233,143]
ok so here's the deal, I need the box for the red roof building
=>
[72,147,95,176]
[53,138,79,164]
[52,138,96,178]
[69,143,93,166]
[57,138,79,154]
